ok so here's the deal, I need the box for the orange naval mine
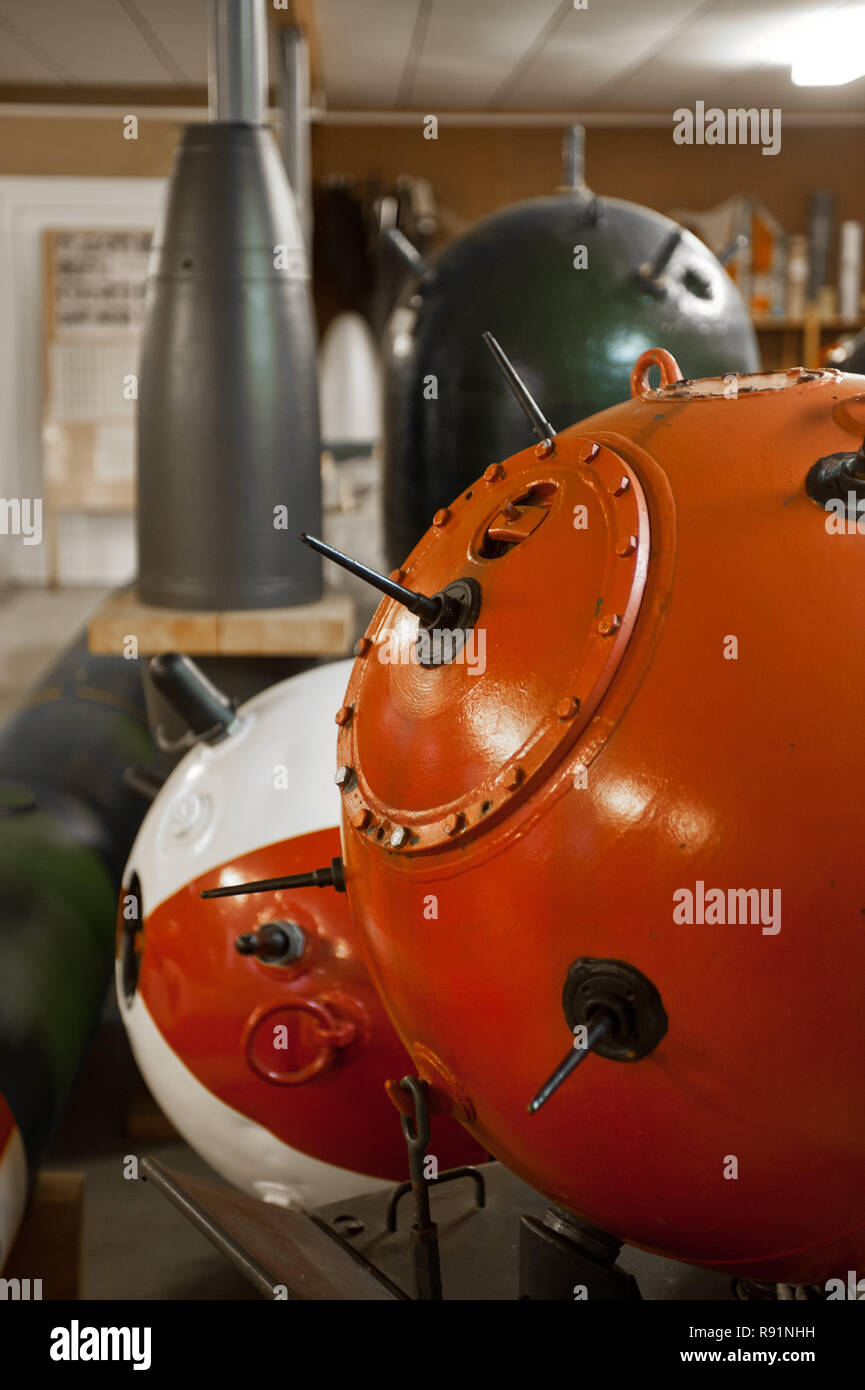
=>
[306,342,865,1285]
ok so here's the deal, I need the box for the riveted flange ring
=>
[337,435,650,855]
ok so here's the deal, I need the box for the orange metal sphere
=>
[337,358,865,1284]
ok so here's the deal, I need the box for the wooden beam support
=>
[0,83,210,108]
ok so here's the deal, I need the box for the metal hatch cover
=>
[337,436,650,854]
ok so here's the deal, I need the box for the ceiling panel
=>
[0,0,863,112]
[316,0,865,112]
[371,0,564,109]
[0,11,73,81]
[316,0,425,107]
[594,56,865,114]
[0,0,178,84]
[132,0,209,83]
[665,0,865,111]
[483,0,711,109]
[519,0,863,111]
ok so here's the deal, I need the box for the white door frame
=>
[0,176,165,584]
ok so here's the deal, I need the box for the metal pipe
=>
[381,226,429,279]
[527,1011,616,1114]
[207,0,267,125]
[299,532,443,624]
[279,25,312,250]
[200,858,346,898]
[482,332,556,442]
[559,124,586,193]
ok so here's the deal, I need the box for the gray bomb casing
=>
[383,191,760,568]
[137,124,321,609]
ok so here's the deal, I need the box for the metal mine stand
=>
[141,1076,738,1302]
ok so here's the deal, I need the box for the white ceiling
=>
[0,0,209,84]
[0,0,863,111]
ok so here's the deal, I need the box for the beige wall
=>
[0,115,180,178]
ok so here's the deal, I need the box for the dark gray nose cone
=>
[137,123,322,609]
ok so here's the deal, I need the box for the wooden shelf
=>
[87,587,356,658]
[752,316,863,332]
[750,310,863,370]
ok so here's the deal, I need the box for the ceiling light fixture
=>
[790,5,865,85]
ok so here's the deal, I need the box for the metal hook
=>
[394,1075,442,1300]
[398,1074,431,1180]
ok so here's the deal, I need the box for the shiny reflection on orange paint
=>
[665,798,715,854]
[595,773,653,828]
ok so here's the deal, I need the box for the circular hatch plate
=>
[337,435,650,854]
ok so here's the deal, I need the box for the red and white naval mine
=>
[0,1092,27,1271]
[328,345,865,1284]
[117,660,481,1208]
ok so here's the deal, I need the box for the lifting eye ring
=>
[630,347,683,398]
[242,997,358,1086]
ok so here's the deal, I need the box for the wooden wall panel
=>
[312,122,865,236]
[0,115,862,236]
[0,116,180,178]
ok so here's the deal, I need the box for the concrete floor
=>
[48,996,257,1301]
[0,586,108,723]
